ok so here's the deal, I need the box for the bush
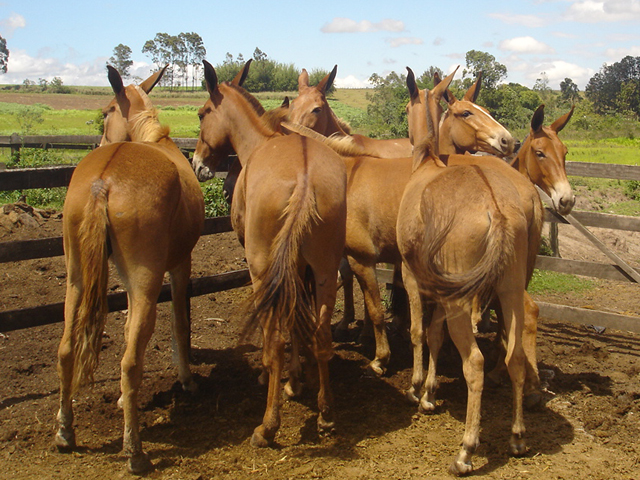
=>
[201,178,230,217]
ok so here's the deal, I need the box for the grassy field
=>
[0,89,638,217]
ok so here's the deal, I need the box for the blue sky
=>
[1,0,639,90]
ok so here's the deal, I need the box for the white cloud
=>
[526,60,595,89]
[334,75,372,88]
[1,49,154,86]
[386,37,423,48]
[488,12,547,28]
[499,36,555,54]
[563,0,640,22]
[321,17,405,33]
[433,37,445,47]
[604,45,640,60]
[0,13,26,38]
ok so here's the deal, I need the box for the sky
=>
[1,0,639,90]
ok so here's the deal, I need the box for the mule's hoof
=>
[182,377,199,395]
[250,430,271,448]
[284,380,303,399]
[333,327,351,343]
[367,361,386,377]
[449,458,473,476]
[127,452,153,475]
[509,434,528,457]
[419,397,436,413]
[54,429,76,452]
[524,391,542,410]
[317,416,336,436]
[405,388,420,405]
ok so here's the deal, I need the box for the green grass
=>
[528,270,596,295]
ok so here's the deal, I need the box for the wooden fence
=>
[1,135,639,333]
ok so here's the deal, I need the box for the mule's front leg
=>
[251,329,285,448]
[349,260,390,376]
[169,259,198,394]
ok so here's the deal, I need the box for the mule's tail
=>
[415,195,515,307]
[71,182,110,395]
[242,173,320,347]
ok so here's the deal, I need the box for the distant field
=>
[0,88,370,137]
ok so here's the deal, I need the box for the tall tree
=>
[108,44,133,78]
[560,77,580,104]
[0,34,9,74]
[586,56,640,116]
[463,50,507,90]
[179,32,206,90]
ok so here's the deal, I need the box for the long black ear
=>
[281,96,290,108]
[531,104,545,133]
[232,59,252,86]
[139,64,168,93]
[464,71,482,103]
[550,105,574,133]
[406,67,419,102]
[317,65,338,94]
[433,72,452,104]
[107,65,124,97]
[203,60,218,95]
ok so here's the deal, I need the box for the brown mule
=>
[55,66,204,474]
[192,60,347,447]
[397,75,543,475]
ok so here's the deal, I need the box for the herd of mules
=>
[54,59,574,475]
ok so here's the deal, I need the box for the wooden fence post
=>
[9,133,21,161]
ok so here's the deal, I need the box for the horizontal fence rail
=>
[0,138,639,333]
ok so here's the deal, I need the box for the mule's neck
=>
[223,87,279,167]
[438,112,465,155]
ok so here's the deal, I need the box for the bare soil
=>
[0,201,639,480]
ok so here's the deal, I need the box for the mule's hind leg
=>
[169,257,197,393]
[402,265,425,404]
[498,290,528,457]
[251,322,286,447]
[55,278,82,451]
[119,277,163,474]
[422,303,446,412]
[445,303,484,476]
[313,274,339,435]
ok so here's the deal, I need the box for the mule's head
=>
[192,60,249,182]
[439,72,515,157]
[406,66,458,156]
[289,66,343,136]
[517,104,575,215]
[101,65,166,146]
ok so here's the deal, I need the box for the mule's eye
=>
[536,151,546,159]
[312,107,322,114]
[462,110,472,118]
[198,113,204,121]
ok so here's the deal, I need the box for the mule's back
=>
[65,142,203,271]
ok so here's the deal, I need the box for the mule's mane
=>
[226,82,266,116]
[128,108,171,143]
[281,121,381,158]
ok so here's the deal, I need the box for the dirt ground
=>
[0,199,639,480]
